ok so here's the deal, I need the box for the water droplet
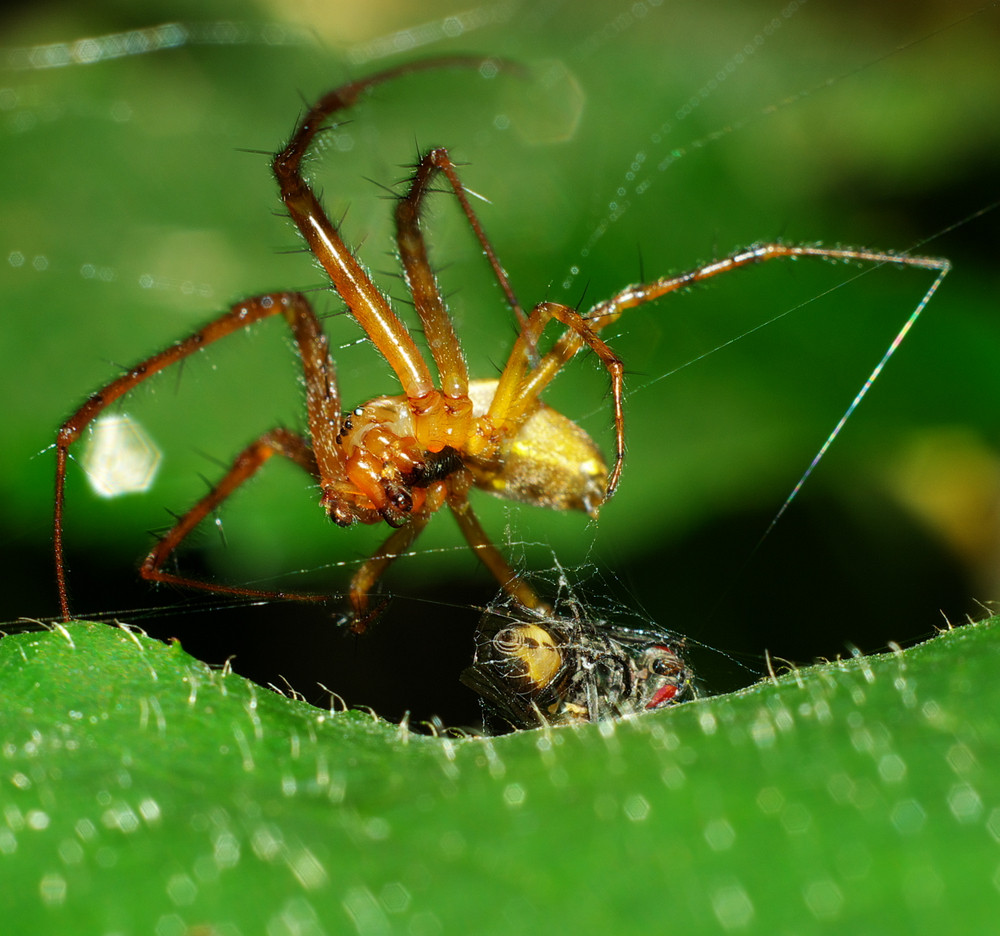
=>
[361,881,399,919]
[26,810,49,831]
[251,823,282,861]
[364,817,391,841]
[342,885,390,936]
[139,797,161,824]
[287,844,328,891]
[756,786,784,815]
[439,830,465,859]
[946,742,976,775]
[987,807,1000,843]
[57,838,84,865]
[213,831,241,868]
[165,872,197,906]
[780,802,813,835]
[82,415,161,497]
[101,801,139,834]
[750,714,775,748]
[154,912,187,936]
[659,764,686,790]
[878,753,907,784]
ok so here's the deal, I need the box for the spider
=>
[53,56,950,631]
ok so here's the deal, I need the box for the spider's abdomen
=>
[466,379,607,518]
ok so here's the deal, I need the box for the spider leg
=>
[278,289,355,512]
[446,483,548,614]
[394,151,470,401]
[517,243,950,407]
[346,466,549,633]
[397,146,525,344]
[482,300,626,498]
[140,428,329,604]
[272,60,508,405]
[55,291,327,620]
[498,243,949,500]
[346,512,433,634]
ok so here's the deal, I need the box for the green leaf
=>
[3,617,997,933]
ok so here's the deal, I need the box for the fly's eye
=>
[492,624,562,691]
[648,647,680,676]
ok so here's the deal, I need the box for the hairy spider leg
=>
[343,469,542,631]
[140,427,324,600]
[445,471,545,613]
[394,145,628,497]
[139,288,393,603]
[397,146,526,338]
[506,241,949,488]
[54,292,335,620]
[346,513,433,629]
[519,243,950,402]
[395,155,470,400]
[272,55,524,455]
[481,300,626,498]
[504,242,949,541]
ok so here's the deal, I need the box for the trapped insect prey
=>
[463,592,695,731]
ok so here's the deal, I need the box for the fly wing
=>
[460,663,541,730]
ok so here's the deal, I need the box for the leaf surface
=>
[2,618,997,933]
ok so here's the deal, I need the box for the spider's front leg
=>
[272,59,526,459]
[271,60,502,418]
[519,243,951,411]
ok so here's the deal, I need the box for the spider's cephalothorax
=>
[461,595,694,730]
[53,56,949,630]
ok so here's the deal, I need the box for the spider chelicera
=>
[53,56,949,631]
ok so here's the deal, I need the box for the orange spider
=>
[53,57,948,631]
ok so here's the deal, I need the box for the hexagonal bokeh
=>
[81,414,162,498]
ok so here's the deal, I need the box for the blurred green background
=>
[2,0,998,723]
